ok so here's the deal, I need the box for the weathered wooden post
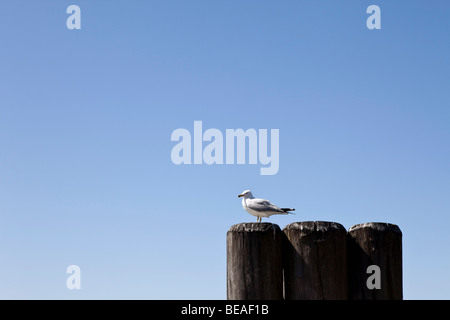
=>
[283,221,348,300]
[227,223,283,300]
[347,222,402,300]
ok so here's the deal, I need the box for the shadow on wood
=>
[347,222,402,300]
[226,221,402,300]
[283,221,348,300]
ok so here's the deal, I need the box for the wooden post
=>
[227,223,283,300]
[347,222,403,300]
[283,221,348,300]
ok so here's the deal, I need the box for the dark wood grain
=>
[282,221,348,299]
[347,222,403,300]
[226,223,283,300]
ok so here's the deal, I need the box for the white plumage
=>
[237,190,295,223]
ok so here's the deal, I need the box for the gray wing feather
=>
[247,199,285,213]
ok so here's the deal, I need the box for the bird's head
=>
[238,190,253,199]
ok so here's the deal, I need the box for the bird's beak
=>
[238,194,243,198]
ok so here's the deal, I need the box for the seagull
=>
[237,190,295,223]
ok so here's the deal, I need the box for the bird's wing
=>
[247,198,284,213]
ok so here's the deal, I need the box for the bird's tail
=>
[281,208,295,214]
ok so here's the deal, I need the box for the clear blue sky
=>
[0,1,449,299]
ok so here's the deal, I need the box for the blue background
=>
[0,1,449,299]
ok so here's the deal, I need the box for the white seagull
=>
[238,190,295,223]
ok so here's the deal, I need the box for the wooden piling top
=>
[228,222,281,233]
[284,221,346,233]
[348,222,402,234]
